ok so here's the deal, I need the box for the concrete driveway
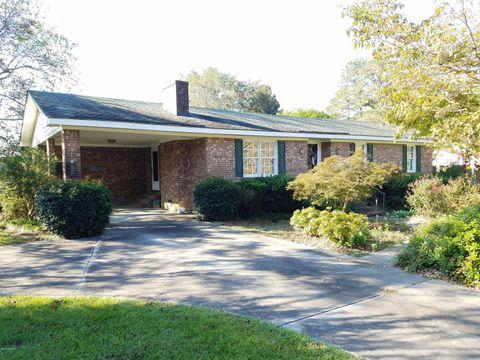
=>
[1,208,479,360]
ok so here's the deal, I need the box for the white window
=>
[406,145,416,173]
[243,140,277,177]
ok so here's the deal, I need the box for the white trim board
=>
[47,118,429,144]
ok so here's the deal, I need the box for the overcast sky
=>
[40,0,437,110]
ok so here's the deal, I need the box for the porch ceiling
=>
[50,130,194,147]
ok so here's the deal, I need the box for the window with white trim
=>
[406,145,416,173]
[243,140,277,177]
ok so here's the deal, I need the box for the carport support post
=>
[61,129,81,180]
[46,138,56,175]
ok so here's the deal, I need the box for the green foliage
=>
[396,206,480,287]
[290,207,323,235]
[326,58,382,122]
[185,68,280,114]
[0,0,76,152]
[278,108,333,119]
[291,207,371,249]
[194,177,241,221]
[437,165,465,183]
[345,0,480,171]
[288,152,398,210]
[0,148,55,219]
[35,180,112,239]
[382,173,421,210]
[407,177,480,217]
[196,176,301,221]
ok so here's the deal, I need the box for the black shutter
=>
[416,145,422,173]
[349,143,356,156]
[402,145,408,172]
[366,143,374,162]
[235,139,243,177]
[278,141,286,175]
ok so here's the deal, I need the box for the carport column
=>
[46,138,56,175]
[46,138,56,157]
[61,129,81,180]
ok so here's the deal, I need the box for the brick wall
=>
[159,139,207,211]
[81,146,150,204]
[285,141,308,176]
[421,146,434,174]
[373,143,403,168]
[322,141,432,173]
[331,142,351,157]
[205,138,236,179]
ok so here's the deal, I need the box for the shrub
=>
[194,177,241,221]
[35,180,112,239]
[407,176,480,217]
[288,152,398,210]
[382,173,420,210]
[315,210,371,248]
[237,176,301,218]
[237,178,267,218]
[290,208,371,248]
[396,206,480,286]
[0,148,55,219]
[260,175,301,213]
[437,164,465,182]
[290,207,323,235]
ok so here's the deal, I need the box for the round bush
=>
[194,177,241,221]
[316,210,371,248]
[35,180,112,239]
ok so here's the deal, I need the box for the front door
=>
[151,148,159,191]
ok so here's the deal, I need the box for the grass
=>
[223,213,409,256]
[0,219,56,246]
[0,296,354,360]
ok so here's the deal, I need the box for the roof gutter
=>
[47,118,429,144]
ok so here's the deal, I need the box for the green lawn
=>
[0,296,354,360]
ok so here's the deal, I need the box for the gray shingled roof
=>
[28,90,404,138]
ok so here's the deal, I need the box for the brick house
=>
[20,80,432,211]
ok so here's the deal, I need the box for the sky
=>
[40,0,437,111]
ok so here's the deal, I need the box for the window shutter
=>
[235,139,243,177]
[366,143,374,162]
[349,143,356,155]
[416,145,422,173]
[278,141,286,175]
[402,145,408,172]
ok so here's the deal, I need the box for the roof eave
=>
[47,118,429,144]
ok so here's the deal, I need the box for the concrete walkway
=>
[1,209,479,359]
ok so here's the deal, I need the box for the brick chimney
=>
[162,80,189,116]
[175,80,189,115]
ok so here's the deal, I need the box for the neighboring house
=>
[20,80,433,211]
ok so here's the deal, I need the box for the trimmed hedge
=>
[237,176,301,218]
[35,180,112,239]
[194,176,302,221]
[193,177,241,221]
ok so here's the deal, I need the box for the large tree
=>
[345,0,480,171]
[326,58,382,122]
[0,0,76,153]
[279,108,333,119]
[184,68,280,114]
